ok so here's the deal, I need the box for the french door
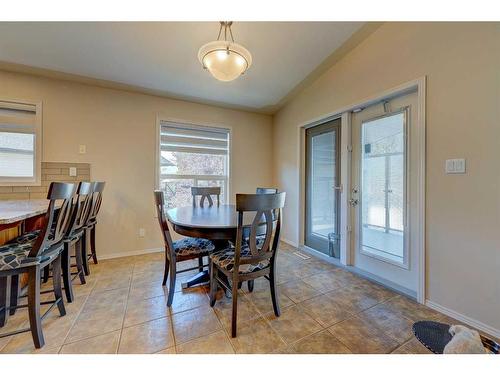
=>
[351,91,419,293]
[305,119,341,258]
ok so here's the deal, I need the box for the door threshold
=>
[298,244,417,300]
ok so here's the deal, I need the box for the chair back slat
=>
[66,182,93,237]
[29,182,76,258]
[191,186,221,208]
[154,190,175,254]
[87,181,105,223]
[234,192,286,269]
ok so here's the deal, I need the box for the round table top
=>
[166,204,255,229]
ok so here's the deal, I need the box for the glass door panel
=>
[360,111,406,264]
[305,119,341,257]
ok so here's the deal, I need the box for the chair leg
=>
[81,231,90,276]
[231,275,239,338]
[61,243,74,303]
[247,280,254,293]
[90,226,98,264]
[74,240,86,285]
[198,256,204,272]
[27,266,44,349]
[10,274,19,315]
[209,260,217,307]
[42,266,50,283]
[269,265,280,317]
[0,276,8,327]
[51,255,66,317]
[162,253,170,286]
[166,259,176,307]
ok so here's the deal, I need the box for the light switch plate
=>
[69,167,77,177]
[79,144,86,154]
[445,158,466,174]
[139,228,145,238]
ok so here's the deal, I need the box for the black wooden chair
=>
[0,182,75,348]
[60,181,94,302]
[154,190,215,306]
[209,192,286,337]
[82,181,105,276]
[191,186,221,208]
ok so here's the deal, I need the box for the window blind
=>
[160,121,229,156]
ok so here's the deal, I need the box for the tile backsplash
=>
[0,162,91,200]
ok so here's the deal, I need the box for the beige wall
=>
[273,23,500,332]
[0,70,273,258]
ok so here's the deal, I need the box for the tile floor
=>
[0,242,472,354]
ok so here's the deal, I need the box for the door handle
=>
[332,185,342,193]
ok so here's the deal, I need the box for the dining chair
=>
[209,192,286,337]
[0,182,75,348]
[191,186,221,208]
[154,190,215,306]
[82,181,105,276]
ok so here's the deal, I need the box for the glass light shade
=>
[198,41,252,82]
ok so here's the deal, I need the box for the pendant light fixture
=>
[198,21,252,82]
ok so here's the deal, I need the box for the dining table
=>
[166,204,260,289]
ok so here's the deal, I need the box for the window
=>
[0,100,42,185]
[158,121,230,208]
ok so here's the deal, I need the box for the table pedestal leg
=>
[181,271,209,289]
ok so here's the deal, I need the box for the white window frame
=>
[155,116,231,206]
[0,99,42,186]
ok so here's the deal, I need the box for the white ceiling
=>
[0,22,363,111]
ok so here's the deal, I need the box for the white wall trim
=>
[426,300,500,340]
[281,237,299,248]
[98,247,164,261]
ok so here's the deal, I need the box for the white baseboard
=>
[280,238,298,247]
[426,299,500,339]
[98,247,163,261]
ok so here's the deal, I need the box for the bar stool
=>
[0,182,75,348]
[82,181,105,276]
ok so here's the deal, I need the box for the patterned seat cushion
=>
[210,245,270,274]
[173,237,215,257]
[0,241,58,271]
[6,230,41,245]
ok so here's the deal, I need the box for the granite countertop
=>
[0,199,51,225]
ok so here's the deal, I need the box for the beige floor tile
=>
[93,273,132,292]
[245,286,294,315]
[279,279,322,303]
[171,305,222,344]
[266,305,322,345]
[176,330,234,354]
[60,330,121,354]
[65,306,125,344]
[382,295,444,322]
[329,316,399,354]
[131,269,165,286]
[229,317,287,354]
[118,317,174,354]
[213,294,261,329]
[169,289,209,314]
[124,295,168,327]
[84,287,129,311]
[299,294,353,327]
[129,282,168,302]
[301,271,347,293]
[155,346,176,354]
[291,330,352,354]
[325,286,381,313]
[358,303,414,344]
[392,338,432,354]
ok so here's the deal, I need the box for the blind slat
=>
[161,145,227,155]
[160,135,227,149]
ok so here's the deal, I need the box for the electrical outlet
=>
[79,144,86,154]
[69,167,77,177]
[139,228,145,238]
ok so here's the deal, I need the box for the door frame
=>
[297,76,426,303]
